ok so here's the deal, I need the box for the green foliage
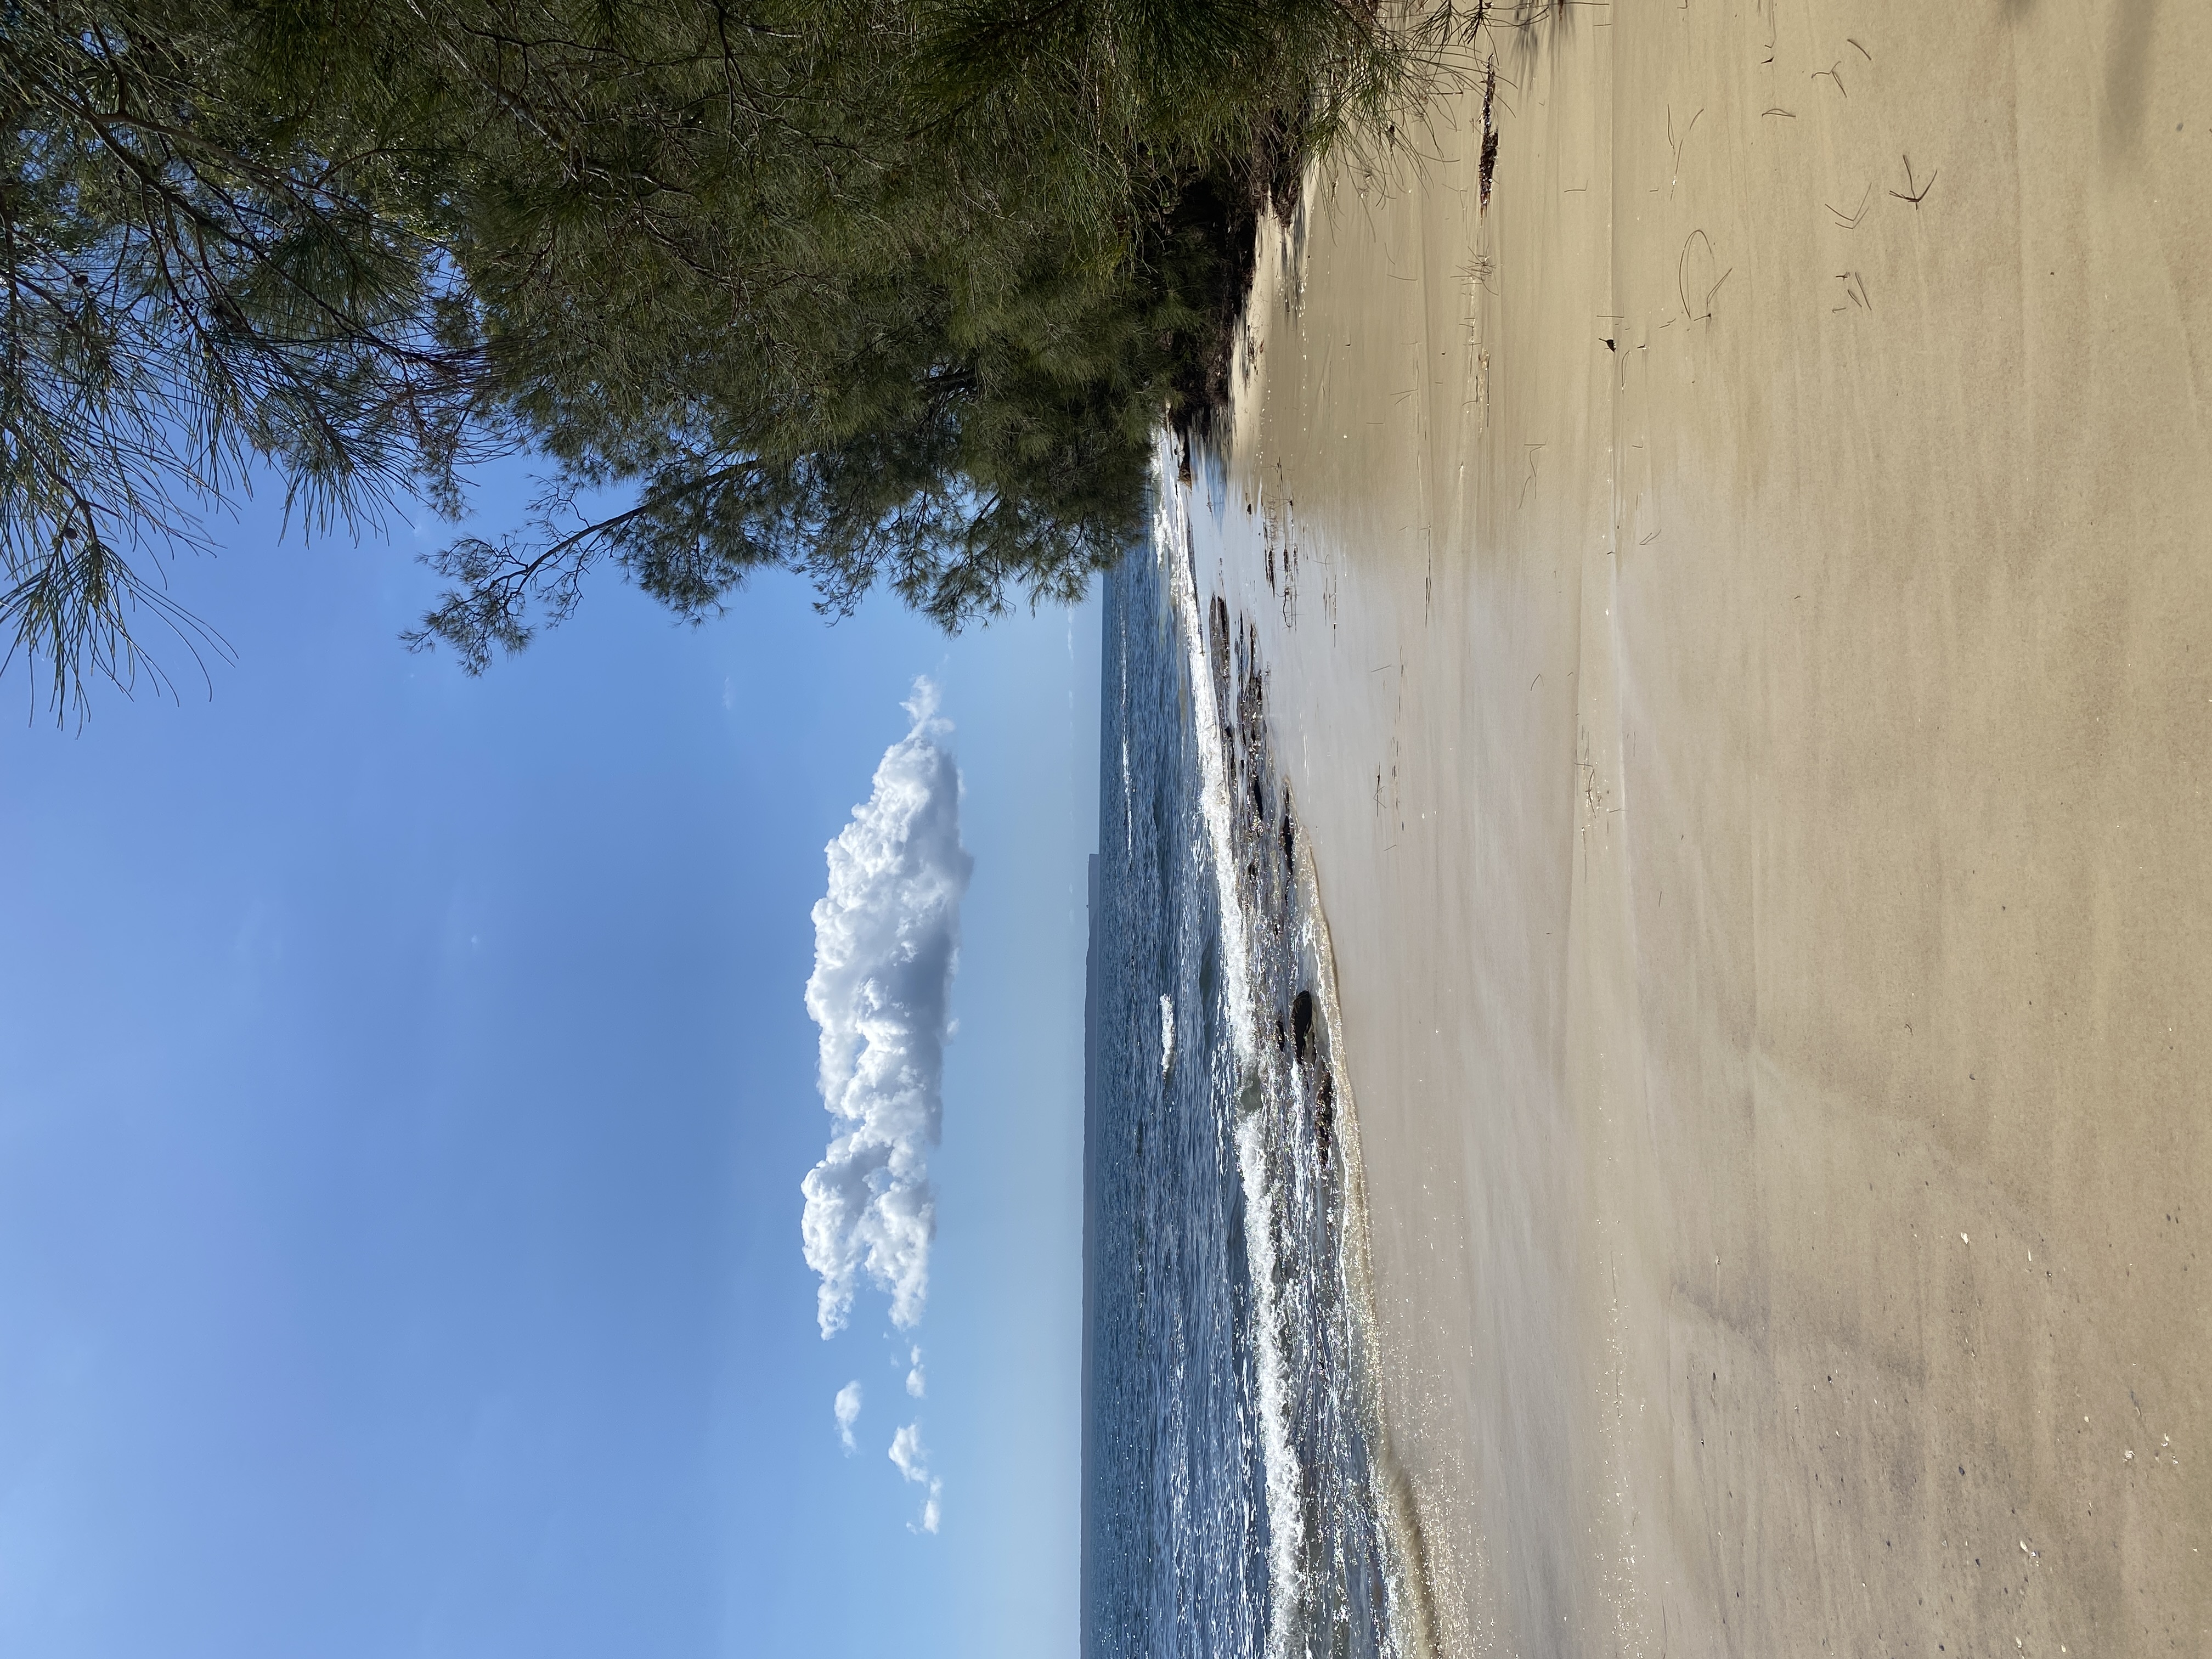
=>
[1,0,1452,712]
[0,1,493,715]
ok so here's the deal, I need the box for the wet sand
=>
[1181,2,2210,1652]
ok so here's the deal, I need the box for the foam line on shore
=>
[1154,437,1302,1659]
[1156,431,1441,1659]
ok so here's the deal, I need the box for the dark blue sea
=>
[1080,485,1427,1659]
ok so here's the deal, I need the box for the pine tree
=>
[1,0,488,714]
[2,0,1448,712]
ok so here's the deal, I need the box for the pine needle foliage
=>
[1,0,1451,710]
[1,0,494,715]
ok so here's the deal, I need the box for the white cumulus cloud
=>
[905,1346,926,1399]
[800,680,971,1338]
[889,1421,943,1533]
[833,1381,864,1453]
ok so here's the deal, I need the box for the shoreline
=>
[1178,4,2210,1653]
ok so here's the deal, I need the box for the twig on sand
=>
[1677,230,1732,323]
[1891,154,1936,207]
[1667,104,1704,197]
[1826,183,1873,230]
[1478,55,1501,213]
[1519,442,1544,507]
[1812,61,1847,98]
[1763,107,1797,119]
[1576,754,1624,880]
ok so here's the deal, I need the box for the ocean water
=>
[1080,473,1425,1659]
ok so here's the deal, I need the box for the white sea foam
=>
[1155,442,1305,1659]
[1294,851,1438,1659]
[1156,435,1432,1659]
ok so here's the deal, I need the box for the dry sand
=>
[1181,2,2210,1653]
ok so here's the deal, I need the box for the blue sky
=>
[0,481,1101,1658]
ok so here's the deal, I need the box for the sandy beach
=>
[1181,3,2210,1653]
